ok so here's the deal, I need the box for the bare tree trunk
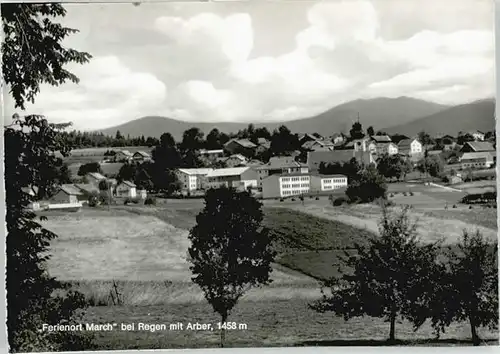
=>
[389,308,396,342]
[469,315,480,346]
[220,314,227,348]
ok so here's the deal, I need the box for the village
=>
[26,127,496,212]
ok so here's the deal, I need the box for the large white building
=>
[255,156,309,187]
[262,173,348,199]
[204,167,258,190]
[310,174,348,192]
[176,168,214,192]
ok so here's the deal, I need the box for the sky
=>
[3,0,495,130]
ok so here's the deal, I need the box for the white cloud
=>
[8,0,494,129]
[19,56,167,129]
[154,13,253,63]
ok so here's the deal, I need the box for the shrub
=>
[333,197,347,206]
[88,195,98,207]
[345,165,387,203]
[144,196,156,205]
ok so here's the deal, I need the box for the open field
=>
[40,182,498,348]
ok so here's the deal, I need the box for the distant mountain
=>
[383,98,496,137]
[96,96,450,140]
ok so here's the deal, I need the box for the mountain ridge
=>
[95,96,479,140]
[383,98,495,136]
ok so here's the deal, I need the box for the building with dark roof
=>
[460,141,495,153]
[255,156,309,187]
[50,184,85,204]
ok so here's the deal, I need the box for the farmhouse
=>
[255,138,271,154]
[224,154,248,167]
[86,172,106,186]
[460,141,495,153]
[204,167,258,190]
[116,181,137,198]
[374,142,399,156]
[298,133,318,145]
[397,138,423,161]
[302,139,335,151]
[114,150,133,162]
[460,152,496,169]
[223,138,257,155]
[133,151,151,162]
[468,130,485,141]
[255,156,309,187]
[176,168,213,192]
[307,150,375,173]
[50,184,85,204]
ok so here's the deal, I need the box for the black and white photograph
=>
[1,0,498,351]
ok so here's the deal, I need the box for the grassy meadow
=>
[41,182,499,349]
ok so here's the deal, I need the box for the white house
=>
[116,180,137,198]
[204,167,258,190]
[175,168,214,192]
[375,142,399,156]
[397,138,423,161]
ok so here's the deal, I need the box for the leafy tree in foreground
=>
[2,4,92,109]
[188,187,276,347]
[3,3,92,351]
[310,204,441,342]
[5,116,93,352]
[427,230,498,345]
